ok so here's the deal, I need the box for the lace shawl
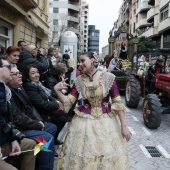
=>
[75,72,115,99]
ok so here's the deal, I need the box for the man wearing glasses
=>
[7,66,57,170]
[0,59,36,170]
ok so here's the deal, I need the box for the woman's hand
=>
[121,126,132,142]
[54,79,70,91]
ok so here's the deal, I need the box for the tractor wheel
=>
[143,94,162,129]
[125,75,141,108]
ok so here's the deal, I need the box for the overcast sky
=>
[86,0,122,52]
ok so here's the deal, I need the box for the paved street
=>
[124,96,170,170]
[54,95,170,170]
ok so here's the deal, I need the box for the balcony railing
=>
[136,18,152,29]
[140,26,158,37]
[159,0,170,10]
[147,6,159,22]
[158,17,170,33]
[68,15,79,23]
[17,0,38,11]
[68,2,79,12]
[136,2,151,14]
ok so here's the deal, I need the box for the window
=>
[53,19,58,25]
[36,38,41,48]
[53,8,59,13]
[133,22,135,33]
[0,19,13,49]
[163,34,170,48]
[160,6,169,22]
[136,15,138,23]
[134,9,136,14]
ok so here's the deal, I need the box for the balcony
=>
[125,15,129,24]
[140,26,159,37]
[84,41,88,46]
[68,0,80,3]
[148,0,155,6]
[136,3,151,14]
[160,0,170,10]
[15,0,38,11]
[125,3,132,12]
[84,18,88,22]
[68,15,79,23]
[67,27,79,34]
[136,18,152,29]
[158,17,170,33]
[68,2,79,12]
[147,6,159,22]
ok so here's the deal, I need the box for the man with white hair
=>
[17,44,48,75]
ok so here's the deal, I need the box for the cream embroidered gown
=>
[57,72,130,170]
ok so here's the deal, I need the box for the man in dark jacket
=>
[0,58,36,170]
[17,40,27,52]
[8,66,57,170]
[148,58,164,92]
[17,45,48,75]
[61,54,74,84]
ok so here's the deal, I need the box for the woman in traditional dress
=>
[54,52,132,170]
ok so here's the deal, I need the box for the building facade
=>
[113,0,170,50]
[0,0,49,50]
[138,0,170,48]
[109,0,137,56]
[88,25,99,54]
[49,0,80,48]
[102,44,109,58]
[79,0,89,52]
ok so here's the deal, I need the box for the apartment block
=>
[88,25,100,54]
[140,0,170,48]
[136,0,152,36]
[80,0,89,52]
[49,0,80,47]
[0,0,49,49]
[112,0,170,51]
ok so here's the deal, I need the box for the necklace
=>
[86,69,98,82]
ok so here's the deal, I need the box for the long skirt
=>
[119,52,127,60]
[57,113,130,170]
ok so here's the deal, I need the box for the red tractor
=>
[125,49,170,129]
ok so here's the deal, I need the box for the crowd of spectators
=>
[0,41,75,170]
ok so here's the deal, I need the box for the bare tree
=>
[51,14,78,47]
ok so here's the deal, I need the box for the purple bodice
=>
[69,79,120,116]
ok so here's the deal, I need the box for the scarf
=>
[0,80,12,101]
[31,81,51,97]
